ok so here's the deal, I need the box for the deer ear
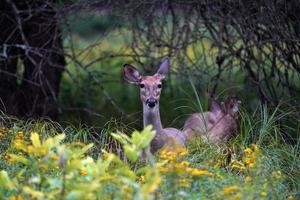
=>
[210,98,222,114]
[123,64,142,84]
[155,57,169,79]
[227,99,241,116]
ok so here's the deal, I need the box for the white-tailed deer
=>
[123,58,185,153]
[183,98,241,143]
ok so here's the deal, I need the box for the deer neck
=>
[143,103,166,152]
[143,104,163,133]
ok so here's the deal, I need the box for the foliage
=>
[0,110,299,199]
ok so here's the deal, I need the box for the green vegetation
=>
[0,104,299,199]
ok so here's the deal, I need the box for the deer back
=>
[183,99,241,143]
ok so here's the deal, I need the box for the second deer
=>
[183,98,241,143]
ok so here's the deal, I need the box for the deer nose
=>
[146,98,157,108]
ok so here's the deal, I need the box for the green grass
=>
[0,102,299,199]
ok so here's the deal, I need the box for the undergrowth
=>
[0,105,299,200]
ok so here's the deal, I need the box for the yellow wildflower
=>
[33,147,47,156]
[159,150,176,161]
[158,167,168,173]
[9,195,24,200]
[147,176,161,193]
[178,148,188,156]
[288,195,294,200]
[51,155,59,160]
[249,163,255,169]
[26,145,33,154]
[233,192,242,200]
[215,173,224,180]
[244,157,253,165]
[261,192,267,197]
[18,131,24,139]
[272,170,282,179]
[14,139,26,151]
[215,159,223,167]
[123,185,133,193]
[252,144,260,153]
[139,175,145,183]
[79,169,87,176]
[222,186,241,195]
[180,161,190,166]
[231,160,247,171]
[179,179,189,188]
[174,163,186,173]
[244,148,252,154]
[188,168,212,176]
[245,176,252,183]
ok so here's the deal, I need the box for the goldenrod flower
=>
[51,155,59,160]
[244,148,252,154]
[14,139,25,150]
[159,150,176,161]
[178,148,188,156]
[222,186,241,195]
[139,175,145,183]
[251,144,260,153]
[231,160,246,171]
[233,192,242,200]
[272,170,282,179]
[123,185,133,193]
[179,179,189,188]
[245,176,252,184]
[8,195,24,200]
[158,167,168,173]
[261,191,267,197]
[249,163,255,169]
[80,169,88,176]
[17,131,24,139]
[188,168,212,176]
[244,157,253,165]
[147,176,161,193]
[215,159,223,167]
[180,161,189,166]
[26,145,34,153]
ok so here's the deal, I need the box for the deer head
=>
[213,98,241,118]
[208,98,241,141]
[123,58,175,152]
[123,58,169,109]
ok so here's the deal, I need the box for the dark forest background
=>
[0,0,299,140]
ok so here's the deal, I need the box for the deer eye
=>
[157,84,162,88]
[139,84,145,88]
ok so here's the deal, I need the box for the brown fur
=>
[183,99,241,143]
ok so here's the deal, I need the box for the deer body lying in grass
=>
[183,98,241,143]
[123,58,185,153]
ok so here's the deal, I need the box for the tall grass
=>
[0,91,299,199]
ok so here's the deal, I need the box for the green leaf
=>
[124,145,138,162]
[30,132,41,147]
[0,171,14,189]
[111,132,131,144]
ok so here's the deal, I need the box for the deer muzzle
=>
[146,97,158,108]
